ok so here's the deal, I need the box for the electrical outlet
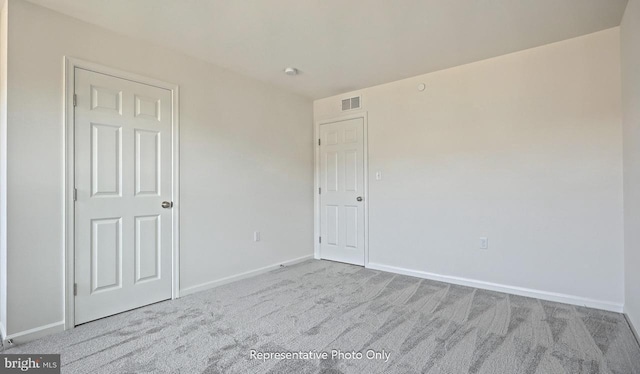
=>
[254,231,261,242]
[479,237,488,250]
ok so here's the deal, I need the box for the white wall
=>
[3,0,313,338]
[315,28,624,310]
[622,0,640,334]
[0,0,8,339]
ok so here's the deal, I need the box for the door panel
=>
[134,129,161,196]
[326,205,339,245]
[319,118,365,265]
[134,95,161,121]
[345,206,358,248]
[345,150,358,191]
[91,85,122,114]
[134,215,161,283]
[75,68,173,325]
[326,151,339,191]
[91,217,122,293]
[91,123,121,197]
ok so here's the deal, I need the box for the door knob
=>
[161,201,173,209]
[356,196,363,202]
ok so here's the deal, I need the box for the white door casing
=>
[74,68,173,325]
[319,117,366,266]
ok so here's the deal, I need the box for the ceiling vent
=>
[341,96,361,111]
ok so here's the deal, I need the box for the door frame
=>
[63,57,180,330]
[314,111,369,266]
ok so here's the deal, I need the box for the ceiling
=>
[27,0,628,99]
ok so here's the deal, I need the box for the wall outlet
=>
[376,171,382,180]
[254,231,261,242]
[479,237,488,250]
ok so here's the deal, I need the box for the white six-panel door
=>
[74,68,173,324]
[319,118,365,266]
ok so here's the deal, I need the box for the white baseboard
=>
[180,255,314,297]
[366,262,623,313]
[3,320,65,346]
[625,313,640,346]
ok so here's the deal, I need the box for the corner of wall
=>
[0,0,9,340]
[621,0,640,336]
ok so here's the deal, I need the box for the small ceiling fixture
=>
[284,67,298,76]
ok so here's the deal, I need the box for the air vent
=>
[350,96,360,109]
[341,95,361,111]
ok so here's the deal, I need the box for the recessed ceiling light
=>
[284,67,298,76]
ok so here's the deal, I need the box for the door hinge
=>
[319,236,322,243]
[73,94,77,107]
[319,187,321,194]
[73,188,77,201]
[318,139,321,146]
[73,283,77,296]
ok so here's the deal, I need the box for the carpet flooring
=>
[5,259,640,373]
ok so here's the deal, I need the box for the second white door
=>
[319,118,365,266]
[74,68,174,325]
